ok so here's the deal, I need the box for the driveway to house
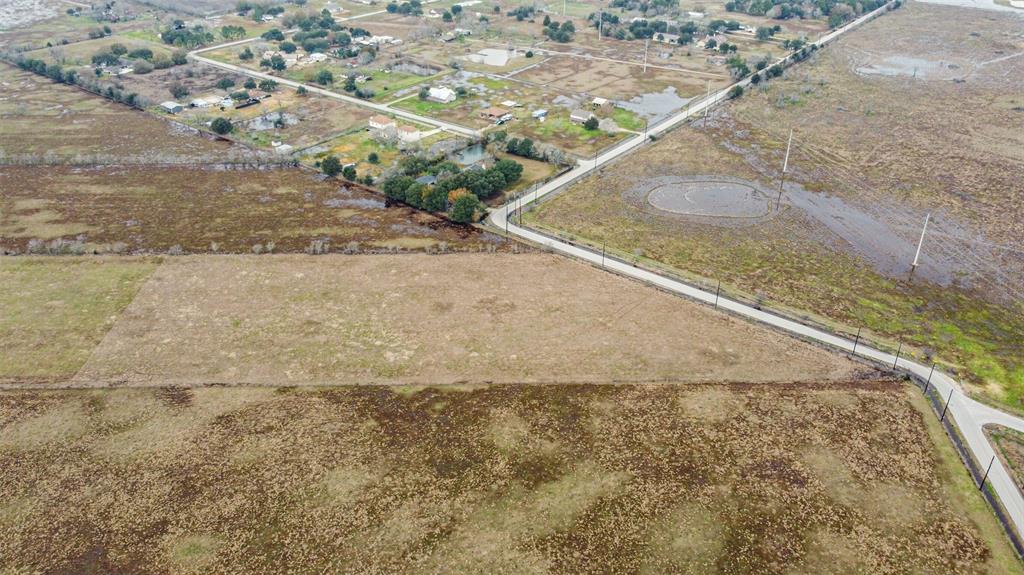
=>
[487,1,1024,542]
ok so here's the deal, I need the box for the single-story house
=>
[427,86,456,103]
[570,108,595,124]
[415,174,437,185]
[500,99,520,108]
[479,106,510,121]
[305,52,329,64]
[591,97,609,108]
[398,125,421,143]
[531,109,548,119]
[160,101,183,114]
[190,98,211,108]
[219,97,234,108]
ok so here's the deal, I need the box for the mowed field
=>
[528,2,1024,411]
[1,382,1020,574]
[1,254,863,387]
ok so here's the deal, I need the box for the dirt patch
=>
[0,382,1017,574]
[68,253,865,387]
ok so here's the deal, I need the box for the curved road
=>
[488,2,1024,542]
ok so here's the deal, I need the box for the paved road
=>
[487,1,1024,541]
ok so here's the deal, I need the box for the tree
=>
[442,11,452,21]
[271,54,287,70]
[262,28,285,41]
[450,193,481,223]
[259,79,278,91]
[244,78,257,89]
[297,85,308,95]
[727,85,744,99]
[418,86,429,100]
[217,77,235,90]
[342,165,357,181]
[280,41,297,53]
[525,50,534,58]
[543,15,551,25]
[110,43,128,56]
[169,82,188,99]
[343,74,357,92]
[321,155,342,176]
[368,152,380,164]
[211,117,233,134]
[239,46,254,60]
[452,4,462,14]
[134,60,154,74]
[315,69,334,85]
[172,49,188,65]
[583,116,599,131]
[756,26,774,40]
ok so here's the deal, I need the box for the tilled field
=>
[0,382,1019,574]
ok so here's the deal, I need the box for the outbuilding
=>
[160,101,183,114]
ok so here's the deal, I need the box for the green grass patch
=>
[0,257,159,380]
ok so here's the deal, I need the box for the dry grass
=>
[528,2,1024,410]
[67,253,863,387]
[0,257,159,382]
[0,381,1019,574]
[0,64,241,162]
[0,166,503,254]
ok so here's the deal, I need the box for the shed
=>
[570,108,595,124]
[160,101,183,114]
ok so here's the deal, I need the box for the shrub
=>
[211,117,233,134]
[321,155,342,176]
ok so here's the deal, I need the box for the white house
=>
[398,125,421,143]
[591,97,609,107]
[190,98,211,108]
[427,86,456,103]
[369,114,396,131]
[160,101,183,114]
[531,109,548,119]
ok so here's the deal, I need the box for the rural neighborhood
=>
[1,0,1023,572]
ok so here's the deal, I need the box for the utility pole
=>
[911,212,931,274]
[563,0,566,16]
[703,79,711,127]
[940,387,954,422]
[643,39,649,74]
[924,363,935,395]
[852,327,861,355]
[598,11,603,40]
[776,128,793,211]
[980,456,995,491]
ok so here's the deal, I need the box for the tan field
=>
[1,382,1019,574]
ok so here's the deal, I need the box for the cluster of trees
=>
[386,0,423,15]
[378,155,524,222]
[507,5,536,20]
[588,13,699,44]
[220,25,247,40]
[756,24,782,39]
[90,43,186,74]
[237,2,286,22]
[161,23,215,48]
[724,0,885,27]
[503,137,537,160]
[608,0,679,15]
[541,16,575,43]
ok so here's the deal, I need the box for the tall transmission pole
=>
[776,129,793,211]
[911,212,931,273]
[643,39,649,73]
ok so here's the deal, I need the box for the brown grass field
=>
[0,165,500,254]
[61,253,862,387]
[528,2,1024,411]
[1,382,1020,574]
[0,64,242,163]
[988,426,1024,496]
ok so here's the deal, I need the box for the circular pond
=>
[646,179,770,218]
